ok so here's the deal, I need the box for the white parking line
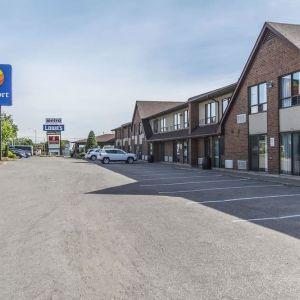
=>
[140,178,247,187]
[174,167,199,171]
[193,193,300,204]
[139,174,223,181]
[135,172,208,177]
[158,184,283,194]
[232,214,300,223]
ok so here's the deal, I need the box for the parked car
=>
[12,145,33,156]
[9,148,28,158]
[84,148,95,159]
[10,147,29,157]
[98,149,137,164]
[86,148,102,161]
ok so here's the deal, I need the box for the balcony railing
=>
[281,95,300,108]
[199,117,217,126]
[152,122,189,133]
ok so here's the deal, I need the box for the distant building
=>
[73,133,115,153]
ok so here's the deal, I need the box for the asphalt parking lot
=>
[1,157,300,299]
[95,160,300,239]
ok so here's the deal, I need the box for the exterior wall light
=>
[267,81,274,88]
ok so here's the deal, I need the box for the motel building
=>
[129,100,183,160]
[112,122,132,153]
[221,22,300,175]
[141,84,235,166]
[112,21,300,176]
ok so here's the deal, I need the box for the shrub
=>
[78,152,86,159]
[7,150,17,159]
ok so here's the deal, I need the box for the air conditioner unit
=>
[238,160,247,170]
[225,160,233,169]
[237,114,247,124]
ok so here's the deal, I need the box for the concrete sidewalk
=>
[149,161,300,187]
[217,168,300,187]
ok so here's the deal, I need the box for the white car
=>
[98,149,137,164]
[85,148,101,161]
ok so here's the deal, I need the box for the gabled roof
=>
[146,102,188,120]
[188,83,236,103]
[132,100,184,121]
[95,134,115,143]
[111,121,132,131]
[268,22,300,50]
[121,122,132,127]
[74,133,115,144]
[219,21,300,129]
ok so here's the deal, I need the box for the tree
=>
[85,130,97,151]
[60,140,70,151]
[14,137,33,146]
[1,113,18,150]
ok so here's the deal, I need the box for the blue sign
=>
[0,64,12,106]
[43,124,65,131]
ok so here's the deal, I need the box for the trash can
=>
[202,156,212,170]
[148,155,154,163]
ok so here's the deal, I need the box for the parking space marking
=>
[174,167,199,171]
[139,174,223,181]
[135,172,207,177]
[232,214,300,223]
[158,184,283,194]
[140,178,248,187]
[193,193,300,204]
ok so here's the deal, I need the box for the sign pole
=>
[0,105,2,161]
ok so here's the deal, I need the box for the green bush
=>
[7,150,17,159]
[78,152,86,159]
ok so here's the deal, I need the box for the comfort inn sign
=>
[0,64,12,106]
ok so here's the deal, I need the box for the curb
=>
[215,168,300,187]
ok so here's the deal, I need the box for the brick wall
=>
[224,31,300,173]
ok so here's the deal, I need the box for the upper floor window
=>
[249,83,267,114]
[160,118,166,132]
[280,71,300,108]
[139,122,143,135]
[222,98,230,114]
[205,102,216,124]
[173,112,181,130]
[183,110,189,128]
[153,119,159,133]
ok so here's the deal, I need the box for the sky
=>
[1,0,300,142]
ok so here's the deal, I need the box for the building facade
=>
[188,84,236,167]
[147,103,190,163]
[130,101,184,160]
[222,22,300,175]
[111,22,300,176]
[113,122,132,152]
